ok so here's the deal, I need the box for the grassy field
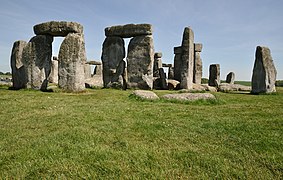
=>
[0,85,282,179]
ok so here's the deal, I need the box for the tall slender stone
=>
[22,35,53,90]
[48,58,58,84]
[58,33,86,92]
[153,52,162,77]
[127,35,154,89]
[252,46,277,93]
[209,64,220,87]
[101,36,126,88]
[10,40,27,89]
[173,46,182,81]
[193,43,203,84]
[180,27,194,89]
[168,66,174,79]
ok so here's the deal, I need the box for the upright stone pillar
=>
[94,65,103,76]
[251,46,277,93]
[173,46,182,82]
[101,37,126,88]
[58,33,86,92]
[10,40,27,89]
[180,27,194,89]
[48,56,58,84]
[153,52,162,77]
[84,64,92,79]
[22,35,53,90]
[193,43,203,84]
[209,64,220,87]
[226,72,235,84]
[168,66,174,79]
[127,35,154,90]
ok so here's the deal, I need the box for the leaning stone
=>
[10,40,27,89]
[58,33,86,92]
[127,35,154,90]
[105,24,152,38]
[101,36,126,88]
[162,93,215,101]
[226,72,235,84]
[34,21,83,37]
[22,35,53,90]
[131,90,159,100]
[208,64,220,87]
[252,46,277,94]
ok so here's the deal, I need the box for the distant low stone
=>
[162,93,215,101]
[34,21,83,37]
[226,72,235,84]
[251,46,277,94]
[219,83,251,92]
[200,84,217,92]
[132,90,159,100]
[105,24,153,38]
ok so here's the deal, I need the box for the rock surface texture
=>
[105,24,152,38]
[58,33,86,92]
[162,93,215,101]
[10,40,28,89]
[131,90,159,100]
[252,46,277,94]
[34,21,83,37]
[127,35,154,89]
[193,43,203,84]
[209,64,220,87]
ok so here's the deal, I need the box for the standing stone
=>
[101,36,126,88]
[127,35,154,89]
[226,72,235,84]
[159,68,168,90]
[22,35,53,90]
[173,46,182,81]
[180,27,194,89]
[10,40,27,89]
[84,64,92,79]
[168,66,174,79]
[209,64,220,87]
[58,33,86,92]
[193,43,203,84]
[48,58,58,84]
[252,46,277,93]
[153,52,162,77]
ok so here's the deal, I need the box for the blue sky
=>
[0,0,282,80]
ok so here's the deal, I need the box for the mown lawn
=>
[0,86,282,179]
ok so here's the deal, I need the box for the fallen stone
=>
[162,93,215,101]
[34,21,83,36]
[167,79,180,90]
[200,84,218,92]
[252,46,277,94]
[219,83,251,92]
[131,90,159,100]
[105,24,152,38]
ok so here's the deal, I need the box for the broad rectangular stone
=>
[105,24,152,38]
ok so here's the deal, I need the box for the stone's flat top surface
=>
[162,93,215,101]
[194,43,203,52]
[105,24,153,38]
[131,90,159,100]
[86,60,102,65]
[34,21,83,36]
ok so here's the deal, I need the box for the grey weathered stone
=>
[34,21,83,37]
[127,35,154,90]
[132,90,159,100]
[193,51,202,84]
[252,46,277,94]
[167,79,180,90]
[219,83,251,92]
[201,84,218,92]
[84,64,92,79]
[48,59,58,84]
[58,33,86,92]
[168,67,174,79]
[93,64,103,76]
[209,64,220,87]
[10,40,27,89]
[101,36,126,88]
[180,27,194,89]
[194,43,203,52]
[162,93,215,101]
[85,76,103,88]
[173,46,182,82]
[105,24,152,38]
[226,72,235,84]
[153,52,163,77]
[159,68,168,90]
[86,60,102,65]
[22,35,53,90]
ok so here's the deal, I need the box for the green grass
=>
[0,85,283,179]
